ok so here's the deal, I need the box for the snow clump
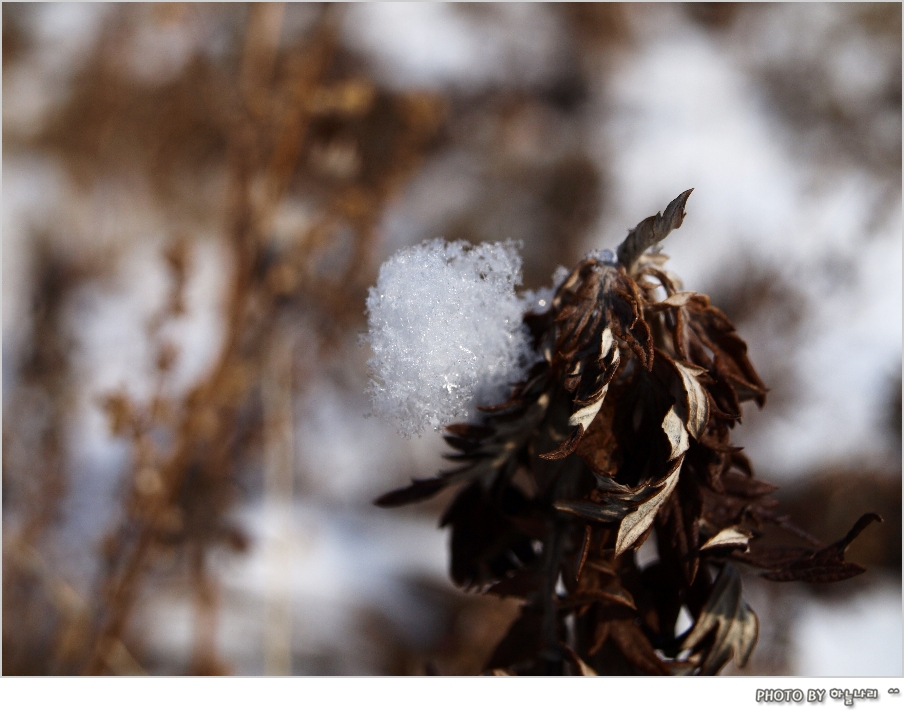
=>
[365,239,535,436]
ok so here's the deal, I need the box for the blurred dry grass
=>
[4,3,445,675]
[2,3,900,676]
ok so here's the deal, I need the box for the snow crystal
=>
[365,239,533,436]
[519,264,570,314]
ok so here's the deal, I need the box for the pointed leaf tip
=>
[616,189,694,271]
[615,463,682,555]
[374,477,448,507]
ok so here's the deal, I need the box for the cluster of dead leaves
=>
[376,190,880,675]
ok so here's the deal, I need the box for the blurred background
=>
[2,2,900,676]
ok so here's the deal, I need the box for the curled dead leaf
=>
[617,189,694,273]
[671,360,710,438]
[682,563,758,674]
[555,498,631,524]
[568,391,606,429]
[700,526,752,551]
[661,405,690,461]
[615,462,682,556]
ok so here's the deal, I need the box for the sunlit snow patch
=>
[365,239,534,436]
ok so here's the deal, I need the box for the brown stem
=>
[82,20,336,675]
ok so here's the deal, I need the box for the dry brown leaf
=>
[617,189,694,272]
[682,563,758,674]
[671,360,710,438]
[568,391,606,429]
[700,526,752,551]
[615,462,682,555]
[661,405,690,461]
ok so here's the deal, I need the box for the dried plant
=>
[5,3,897,677]
[75,16,441,675]
[376,191,881,675]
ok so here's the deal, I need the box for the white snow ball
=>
[365,239,533,436]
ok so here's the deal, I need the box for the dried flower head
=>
[373,190,881,675]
